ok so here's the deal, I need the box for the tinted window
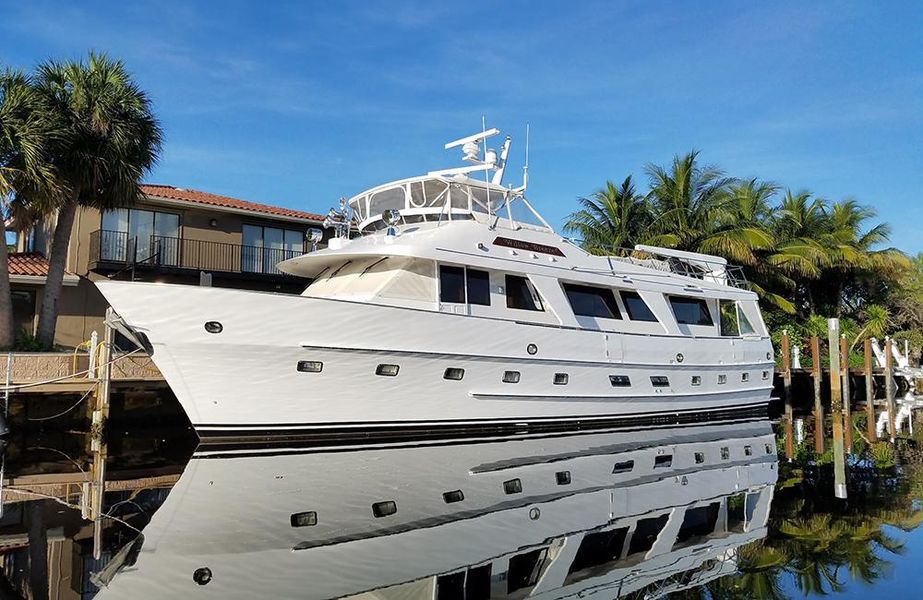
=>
[507,549,546,593]
[563,283,621,319]
[439,266,465,303]
[674,502,720,547]
[669,296,713,326]
[627,514,669,556]
[621,291,658,322]
[466,269,491,306]
[719,300,739,336]
[568,527,629,574]
[506,275,543,311]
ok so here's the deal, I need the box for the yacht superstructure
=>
[95,422,778,599]
[97,126,774,439]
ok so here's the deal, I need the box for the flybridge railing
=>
[563,239,750,289]
[89,230,304,276]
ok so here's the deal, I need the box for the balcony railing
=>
[88,230,304,276]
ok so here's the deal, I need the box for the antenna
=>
[516,123,530,193]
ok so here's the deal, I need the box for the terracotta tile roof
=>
[140,184,325,222]
[8,252,77,278]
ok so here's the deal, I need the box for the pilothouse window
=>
[669,296,714,326]
[505,275,543,311]
[620,291,658,322]
[563,283,621,319]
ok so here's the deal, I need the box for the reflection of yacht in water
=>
[97,126,774,440]
[95,421,778,599]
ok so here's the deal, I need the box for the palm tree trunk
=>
[36,198,78,348]
[0,204,15,349]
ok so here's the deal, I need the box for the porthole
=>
[744,445,753,456]
[691,375,702,386]
[612,460,634,474]
[553,373,569,385]
[720,447,730,460]
[609,375,631,387]
[676,353,684,363]
[765,443,773,454]
[502,370,521,384]
[741,372,750,382]
[762,370,770,380]
[372,501,397,517]
[527,343,538,355]
[654,455,672,468]
[290,511,318,527]
[193,568,213,586]
[694,452,705,464]
[376,364,400,377]
[296,361,323,373]
[443,490,465,504]
[717,374,727,385]
[503,478,522,494]
[204,321,223,334]
[556,471,571,485]
[443,367,465,380]
[650,375,669,387]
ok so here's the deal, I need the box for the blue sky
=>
[2,1,921,250]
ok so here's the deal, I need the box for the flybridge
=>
[326,125,552,235]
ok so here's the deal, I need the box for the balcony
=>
[88,229,305,279]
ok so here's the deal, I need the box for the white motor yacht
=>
[97,126,774,440]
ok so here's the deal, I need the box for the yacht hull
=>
[96,281,774,439]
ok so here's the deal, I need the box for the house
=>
[10,184,329,348]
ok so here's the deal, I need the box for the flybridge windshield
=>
[348,175,549,232]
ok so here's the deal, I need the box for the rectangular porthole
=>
[556,471,571,485]
[372,501,397,517]
[694,452,705,464]
[654,455,673,468]
[609,375,631,387]
[376,364,400,377]
[717,374,727,385]
[290,511,317,527]
[650,376,669,387]
[443,490,465,504]
[503,478,522,494]
[741,372,750,382]
[443,367,465,380]
[762,370,770,380]
[720,447,730,460]
[554,372,569,385]
[296,361,323,373]
[502,370,521,384]
[691,375,702,386]
[744,445,753,456]
[612,460,634,474]
[765,443,773,454]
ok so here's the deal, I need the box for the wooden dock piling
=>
[840,335,852,451]
[864,338,876,442]
[811,335,824,453]
[885,337,896,441]
[781,330,794,460]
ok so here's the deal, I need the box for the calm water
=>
[0,405,921,599]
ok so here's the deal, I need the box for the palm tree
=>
[0,69,57,349]
[32,52,162,347]
[563,176,650,254]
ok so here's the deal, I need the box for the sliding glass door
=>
[242,225,304,274]
[101,208,180,265]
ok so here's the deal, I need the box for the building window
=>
[10,289,35,336]
[669,296,713,326]
[439,265,491,306]
[242,224,305,275]
[505,275,543,311]
[620,291,658,322]
[101,208,180,265]
[562,283,621,319]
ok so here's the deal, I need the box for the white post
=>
[88,330,98,379]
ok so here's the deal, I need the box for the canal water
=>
[0,395,921,599]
